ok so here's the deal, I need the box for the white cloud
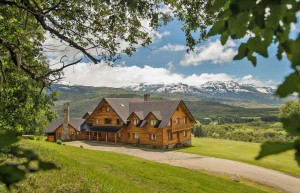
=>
[158,44,186,52]
[165,61,175,71]
[180,40,237,66]
[60,62,274,88]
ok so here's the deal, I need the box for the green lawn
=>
[8,140,277,193]
[178,137,300,177]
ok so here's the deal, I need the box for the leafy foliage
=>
[197,0,300,166]
[278,100,300,119]
[0,131,57,188]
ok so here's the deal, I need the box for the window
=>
[116,119,120,125]
[106,107,110,112]
[133,133,139,139]
[183,117,186,124]
[149,133,157,141]
[105,118,112,124]
[133,119,139,126]
[150,119,157,126]
[168,119,171,126]
[96,118,99,124]
[183,130,187,137]
[117,132,121,138]
[127,133,130,139]
[176,118,179,124]
[168,132,172,140]
[102,107,106,112]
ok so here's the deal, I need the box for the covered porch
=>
[87,126,123,143]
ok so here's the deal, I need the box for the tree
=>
[195,0,300,165]
[279,100,300,120]
[0,0,211,188]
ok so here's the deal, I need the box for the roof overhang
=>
[90,126,122,133]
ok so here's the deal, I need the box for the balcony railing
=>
[171,123,193,131]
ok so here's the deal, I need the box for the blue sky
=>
[50,17,299,88]
[119,19,296,84]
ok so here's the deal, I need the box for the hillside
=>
[9,140,277,193]
[50,84,279,119]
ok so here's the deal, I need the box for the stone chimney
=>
[144,94,150,101]
[61,103,70,141]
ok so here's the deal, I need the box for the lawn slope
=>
[178,138,300,177]
[10,140,276,193]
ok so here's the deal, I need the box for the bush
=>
[56,140,62,145]
[28,135,35,140]
[80,145,83,148]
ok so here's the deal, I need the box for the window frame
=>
[133,133,139,139]
[150,119,157,126]
[150,133,157,141]
[106,106,110,112]
[183,130,187,137]
[104,118,112,124]
[168,132,172,140]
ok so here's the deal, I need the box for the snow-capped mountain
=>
[123,81,277,102]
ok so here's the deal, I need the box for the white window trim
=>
[183,130,187,137]
[151,119,157,126]
[106,106,110,112]
[150,133,157,141]
[133,133,139,139]
[96,118,99,124]
[183,117,186,124]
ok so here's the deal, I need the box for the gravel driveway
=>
[66,141,300,193]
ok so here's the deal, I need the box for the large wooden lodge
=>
[44,95,195,148]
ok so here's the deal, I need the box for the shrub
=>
[80,145,83,148]
[56,140,62,145]
[28,135,35,140]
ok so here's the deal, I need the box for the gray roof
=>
[104,98,143,122]
[44,118,85,133]
[129,100,181,128]
[100,98,187,128]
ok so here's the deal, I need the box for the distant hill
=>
[50,84,279,119]
[123,81,282,104]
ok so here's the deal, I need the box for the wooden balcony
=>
[171,123,193,131]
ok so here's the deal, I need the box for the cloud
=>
[60,62,274,88]
[165,61,175,71]
[158,44,186,52]
[179,40,237,66]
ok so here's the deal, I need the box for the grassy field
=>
[7,140,278,193]
[178,138,300,177]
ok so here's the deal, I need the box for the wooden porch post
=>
[89,131,90,141]
[105,132,108,143]
[115,133,117,143]
[97,132,99,141]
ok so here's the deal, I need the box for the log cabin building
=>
[45,95,195,148]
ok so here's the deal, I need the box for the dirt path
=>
[66,141,300,193]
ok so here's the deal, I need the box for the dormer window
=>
[150,120,157,126]
[133,119,139,126]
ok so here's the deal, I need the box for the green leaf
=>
[208,20,225,36]
[281,112,300,136]
[255,141,294,160]
[234,43,248,60]
[228,11,249,36]
[0,131,19,148]
[211,0,228,11]
[247,37,268,57]
[276,72,300,97]
[220,32,228,45]
[247,54,257,66]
